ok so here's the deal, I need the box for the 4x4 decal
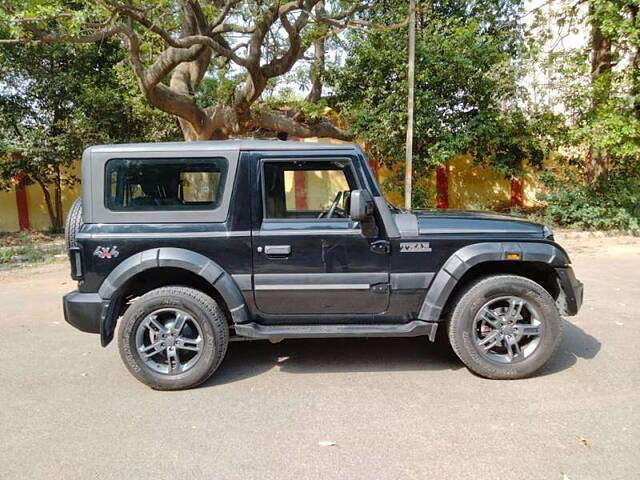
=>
[93,246,119,259]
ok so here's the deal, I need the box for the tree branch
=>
[260,3,311,78]
[19,23,125,44]
[1,0,374,141]
[253,110,351,140]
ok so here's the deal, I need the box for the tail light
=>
[68,246,83,280]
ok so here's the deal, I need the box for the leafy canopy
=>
[0,38,180,229]
[333,0,548,196]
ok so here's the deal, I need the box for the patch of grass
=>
[0,231,63,248]
[0,231,65,265]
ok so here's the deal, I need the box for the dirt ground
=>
[0,235,638,480]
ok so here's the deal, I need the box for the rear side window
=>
[105,158,227,211]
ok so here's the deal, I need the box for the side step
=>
[234,320,438,342]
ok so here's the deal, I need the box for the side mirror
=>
[350,189,374,221]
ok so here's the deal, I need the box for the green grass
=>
[0,232,65,265]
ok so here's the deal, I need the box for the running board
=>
[234,321,438,342]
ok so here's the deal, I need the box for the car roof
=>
[86,139,359,154]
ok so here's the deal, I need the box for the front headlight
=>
[543,225,554,240]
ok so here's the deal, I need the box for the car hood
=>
[412,209,545,236]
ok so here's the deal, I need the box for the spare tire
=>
[65,197,83,250]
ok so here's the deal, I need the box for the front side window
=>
[263,159,357,219]
[105,158,227,211]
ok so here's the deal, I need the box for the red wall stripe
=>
[294,170,307,210]
[436,164,449,209]
[368,158,378,181]
[14,173,30,230]
[510,177,523,208]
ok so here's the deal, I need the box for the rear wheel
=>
[447,275,562,379]
[118,286,228,390]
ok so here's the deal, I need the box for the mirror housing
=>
[350,189,374,221]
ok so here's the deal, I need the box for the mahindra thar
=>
[62,140,583,389]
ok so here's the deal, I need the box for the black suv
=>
[63,140,583,389]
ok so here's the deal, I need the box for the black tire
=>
[447,275,562,380]
[64,197,83,250]
[118,286,229,390]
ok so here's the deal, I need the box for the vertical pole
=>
[404,0,416,211]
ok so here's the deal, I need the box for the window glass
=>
[263,160,356,219]
[105,158,227,211]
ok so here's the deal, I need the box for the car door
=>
[251,154,390,318]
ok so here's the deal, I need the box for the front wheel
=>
[118,286,229,390]
[447,275,562,379]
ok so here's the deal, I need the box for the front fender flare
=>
[417,242,570,322]
[98,248,249,338]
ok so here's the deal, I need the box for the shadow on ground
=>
[539,319,601,376]
[205,319,601,387]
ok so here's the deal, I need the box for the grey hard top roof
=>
[86,139,359,154]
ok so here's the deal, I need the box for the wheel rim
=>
[135,308,204,374]
[473,296,543,364]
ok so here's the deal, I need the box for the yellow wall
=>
[0,164,80,232]
[448,155,510,210]
[0,188,20,231]
[376,154,552,211]
[284,170,349,211]
[0,144,552,232]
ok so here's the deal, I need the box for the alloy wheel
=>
[473,296,543,364]
[135,308,204,374]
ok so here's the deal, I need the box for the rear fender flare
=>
[98,248,249,336]
[417,242,569,322]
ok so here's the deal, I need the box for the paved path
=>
[1,237,638,479]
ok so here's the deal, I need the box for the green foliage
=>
[0,40,180,230]
[0,1,360,141]
[524,0,640,177]
[0,231,64,264]
[260,93,330,121]
[333,0,547,201]
[540,171,640,232]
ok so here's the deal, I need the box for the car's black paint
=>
[62,290,103,333]
[63,142,583,346]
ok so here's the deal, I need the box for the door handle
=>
[264,245,291,256]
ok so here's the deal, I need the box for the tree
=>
[0,40,180,231]
[333,0,545,206]
[0,1,406,141]
[524,0,640,184]
[586,0,640,182]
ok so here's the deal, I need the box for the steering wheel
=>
[318,191,344,219]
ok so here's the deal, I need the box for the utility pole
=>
[404,0,416,210]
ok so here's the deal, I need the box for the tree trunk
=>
[34,178,58,232]
[629,5,639,118]
[53,166,64,232]
[585,6,612,184]
[306,1,325,103]
[134,1,348,142]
